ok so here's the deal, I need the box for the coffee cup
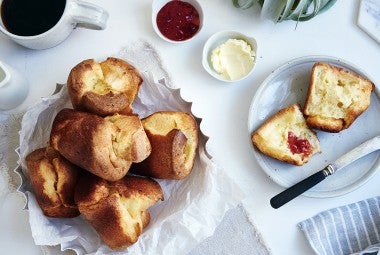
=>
[0,0,108,49]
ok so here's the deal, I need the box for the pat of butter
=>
[211,39,255,81]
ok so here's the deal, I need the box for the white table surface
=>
[1,0,379,254]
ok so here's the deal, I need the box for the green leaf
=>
[279,0,297,22]
[261,0,287,23]
[231,0,337,22]
[289,0,337,21]
[286,0,313,21]
[232,0,256,9]
[318,0,337,14]
[295,0,322,21]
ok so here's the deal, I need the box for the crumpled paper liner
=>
[16,41,245,254]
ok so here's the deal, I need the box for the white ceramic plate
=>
[248,56,380,198]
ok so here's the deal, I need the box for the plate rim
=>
[247,55,380,198]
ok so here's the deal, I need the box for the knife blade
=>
[270,135,380,209]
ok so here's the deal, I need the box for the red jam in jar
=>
[287,131,312,157]
[156,0,200,41]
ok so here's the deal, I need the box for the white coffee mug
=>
[0,0,108,50]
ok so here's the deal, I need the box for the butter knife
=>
[270,135,380,209]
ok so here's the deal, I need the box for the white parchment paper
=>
[17,41,245,254]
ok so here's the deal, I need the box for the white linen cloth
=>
[189,205,270,255]
[299,196,380,255]
[0,112,24,204]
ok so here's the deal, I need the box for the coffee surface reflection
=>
[1,0,65,36]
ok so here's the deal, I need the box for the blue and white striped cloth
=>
[299,197,380,255]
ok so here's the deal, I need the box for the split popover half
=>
[67,57,143,116]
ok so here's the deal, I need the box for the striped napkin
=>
[299,197,380,255]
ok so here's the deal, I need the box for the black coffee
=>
[1,0,66,36]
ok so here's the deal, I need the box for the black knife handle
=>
[270,170,327,209]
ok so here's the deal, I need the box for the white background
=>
[0,0,379,254]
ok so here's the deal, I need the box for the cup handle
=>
[70,0,109,30]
